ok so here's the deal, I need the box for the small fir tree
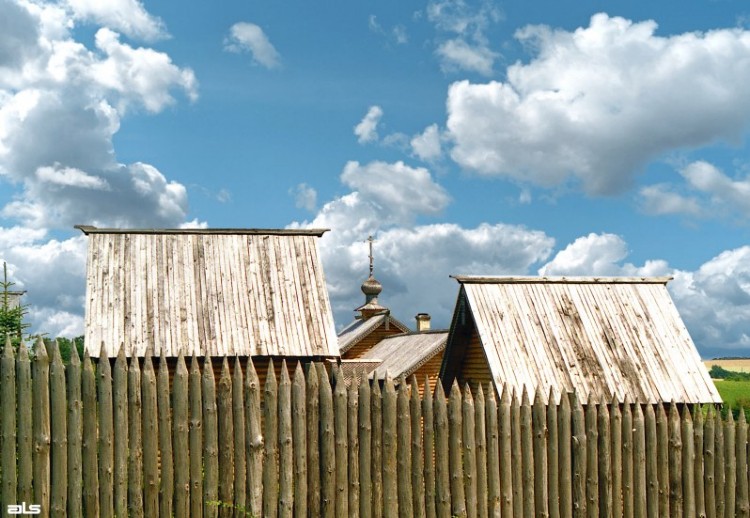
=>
[0,262,31,348]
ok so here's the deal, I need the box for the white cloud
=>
[291,182,317,211]
[639,184,703,217]
[411,124,443,161]
[354,105,383,143]
[446,14,750,194]
[436,38,497,75]
[340,160,450,222]
[0,0,201,335]
[427,0,501,75]
[66,0,167,42]
[539,232,670,277]
[224,22,282,69]
[639,161,750,219]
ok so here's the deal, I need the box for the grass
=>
[713,379,750,410]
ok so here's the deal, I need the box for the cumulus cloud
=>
[354,105,383,143]
[639,161,750,219]
[290,160,553,328]
[340,160,450,222]
[447,14,750,194]
[411,123,443,161]
[427,0,501,75]
[0,0,199,336]
[224,22,282,69]
[66,0,167,42]
[291,182,317,212]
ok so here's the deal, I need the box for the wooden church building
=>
[77,226,339,381]
[439,275,721,405]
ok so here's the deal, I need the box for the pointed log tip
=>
[2,336,14,359]
[116,342,126,362]
[547,385,557,405]
[534,385,544,404]
[222,355,231,371]
[33,336,48,359]
[521,388,530,405]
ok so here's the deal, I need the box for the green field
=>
[713,379,750,409]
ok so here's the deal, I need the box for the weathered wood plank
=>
[423,378,436,518]
[371,376,383,518]
[383,376,399,517]
[584,394,597,518]
[571,392,586,518]
[597,398,611,518]
[644,404,658,518]
[112,346,128,518]
[704,406,716,518]
[172,352,190,518]
[1,339,17,514]
[462,384,477,518]
[558,391,572,518]
[32,338,50,518]
[233,358,247,518]
[359,376,372,518]
[141,353,159,518]
[127,355,144,518]
[434,384,451,518]
[622,398,633,518]
[410,376,425,518]
[449,382,467,518]
[610,395,622,518]
[681,406,695,518]
[245,358,263,517]
[49,342,68,517]
[633,403,646,518]
[668,402,682,518]
[293,363,308,518]
[217,358,235,518]
[158,351,174,518]
[305,364,320,517]
[714,407,725,518]
[693,406,705,518]
[547,387,560,518]
[348,380,360,518]
[189,355,203,518]
[397,377,413,518]
[474,384,487,518]
[485,385,500,518]
[279,361,293,518]
[533,387,548,518]
[263,360,279,518]
[725,408,737,518]
[511,389,523,518]
[17,344,33,508]
[319,363,335,518]
[81,351,99,517]
[656,402,669,518]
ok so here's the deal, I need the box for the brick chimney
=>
[415,313,431,332]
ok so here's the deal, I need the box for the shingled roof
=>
[440,276,721,404]
[362,330,448,380]
[78,226,338,358]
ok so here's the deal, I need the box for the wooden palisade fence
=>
[0,337,747,518]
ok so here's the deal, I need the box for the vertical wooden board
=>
[449,382,466,518]
[668,402,683,518]
[724,410,737,518]
[293,364,308,518]
[558,391,572,518]
[371,378,383,518]
[498,386,514,518]
[81,352,99,517]
[158,353,174,518]
[410,377,425,518]
[433,384,451,518]
[610,397,622,518]
[382,377,399,517]
[112,347,128,518]
[318,363,334,518]
[532,387,548,518]
[485,385,500,518]
[655,403,669,518]
[596,398,611,518]
[203,356,219,518]
[217,359,235,518]
[359,377,372,518]
[511,390,523,518]
[127,356,144,518]
[245,359,264,517]
[737,409,749,518]
[304,364,320,517]
[571,392,586,518]
[622,399,633,518]
[188,356,203,518]
[348,382,360,518]
[462,385,477,518]
[141,354,159,518]
[704,406,715,518]
[172,353,190,518]
[715,408,725,518]
[474,385,487,518]
[1,341,17,513]
[644,404,658,518]
[32,339,51,517]
[278,362,293,518]
[693,407,706,518]
[233,358,247,516]
[397,378,413,518]
[633,404,646,518]
[17,344,33,507]
[680,407,695,518]
[520,391,534,518]
[97,350,114,518]
[547,388,560,518]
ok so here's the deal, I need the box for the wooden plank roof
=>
[445,276,721,404]
[337,313,410,354]
[80,226,338,358]
[362,331,448,380]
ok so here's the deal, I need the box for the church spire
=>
[357,234,385,319]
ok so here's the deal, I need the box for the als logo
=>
[7,503,41,515]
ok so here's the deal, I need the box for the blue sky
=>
[1,0,750,358]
